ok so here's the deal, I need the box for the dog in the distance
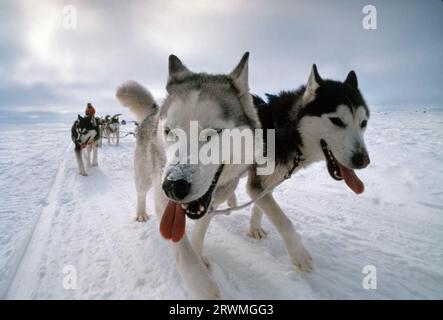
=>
[71,115,100,176]
[103,114,121,145]
[95,116,105,148]
[239,64,370,272]
[116,52,260,299]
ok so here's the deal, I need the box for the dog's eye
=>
[164,128,171,136]
[329,117,345,128]
[361,120,368,128]
[216,129,223,134]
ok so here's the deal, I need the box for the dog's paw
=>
[291,245,314,273]
[193,276,221,300]
[136,213,149,222]
[205,279,221,300]
[180,255,221,299]
[92,162,98,167]
[80,172,88,176]
[248,227,267,240]
[227,196,237,208]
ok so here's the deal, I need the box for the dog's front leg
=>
[136,192,149,222]
[154,186,220,299]
[98,131,102,148]
[248,204,268,239]
[226,192,238,208]
[75,148,87,176]
[190,213,213,266]
[134,146,151,222]
[116,127,120,146]
[252,191,314,272]
[85,145,92,167]
[92,142,98,167]
[170,238,220,299]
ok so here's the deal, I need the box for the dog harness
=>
[211,147,304,216]
[285,146,304,179]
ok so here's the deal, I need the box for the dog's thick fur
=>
[71,115,100,176]
[116,53,260,299]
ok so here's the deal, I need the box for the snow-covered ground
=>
[1,111,442,299]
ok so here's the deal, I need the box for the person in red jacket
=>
[85,102,96,117]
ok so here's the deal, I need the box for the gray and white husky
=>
[242,64,371,272]
[116,52,260,299]
[71,115,100,176]
[103,114,121,146]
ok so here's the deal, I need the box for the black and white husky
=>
[243,65,370,272]
[71,115,100,176]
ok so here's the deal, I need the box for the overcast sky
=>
[0,0,442,119]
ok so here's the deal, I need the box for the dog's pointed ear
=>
[229,52,250,94]
[229,52,261,128]
[78,114,82,121]
[168,54,192,82]
[303,64,323,104]
[308,64,323,88]
[344,70,358,89]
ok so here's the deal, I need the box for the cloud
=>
[0,0,442,117]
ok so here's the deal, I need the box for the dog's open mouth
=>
[320,139,364,194]
[160,165,224,242]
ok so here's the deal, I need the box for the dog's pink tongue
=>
[160,201,186,242]
[338,163,365,194]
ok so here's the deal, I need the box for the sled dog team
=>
[74,52,371,298]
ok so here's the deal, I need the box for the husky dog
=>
[116,52,260,299]
[71,115,100,176]
[104,114,121,145]
[96,116,105,147]
[240,65,370,272]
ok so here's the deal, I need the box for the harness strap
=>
[210,147,304,216]
[210,178,283,216]
[285,146,304,179]
[80,137,93,149]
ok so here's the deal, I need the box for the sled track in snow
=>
[4,143,71,298]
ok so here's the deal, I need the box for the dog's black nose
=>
[352,152,370,169]
[162,179,191,201]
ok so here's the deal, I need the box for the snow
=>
[1,111,442,299]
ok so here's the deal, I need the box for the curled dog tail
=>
[116,81,157,122]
